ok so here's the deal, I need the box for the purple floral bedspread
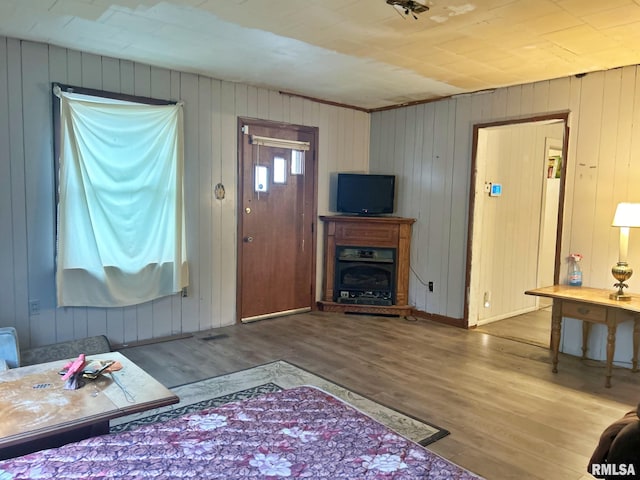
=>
[0,386,483,479]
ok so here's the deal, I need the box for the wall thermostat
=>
[489,183,502,197]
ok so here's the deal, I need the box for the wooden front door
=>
[237,119,318,323]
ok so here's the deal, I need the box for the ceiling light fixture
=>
[386,0,429,20]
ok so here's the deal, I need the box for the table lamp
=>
[610,202,640,300]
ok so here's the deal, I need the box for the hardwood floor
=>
[475,307,552,348]
[119,311,639,480]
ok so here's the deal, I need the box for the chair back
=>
[0,327,20,369]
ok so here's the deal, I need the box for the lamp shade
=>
[612,203,640,227]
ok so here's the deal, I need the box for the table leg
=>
[582,321,592,359]
[633,318,640,372]
[605,320,617,388]
[551,300,561,374]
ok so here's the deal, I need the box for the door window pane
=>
[274,156,286,184]
[291,150,305,175]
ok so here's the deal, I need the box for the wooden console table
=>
[0,352,178,459]
[525,285,640,388]
[318,215,415,316]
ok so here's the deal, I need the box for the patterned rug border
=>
[133,359,449,446]
[110,382,283,433]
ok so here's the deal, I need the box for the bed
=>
[0,385,483,479]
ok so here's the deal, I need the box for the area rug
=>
[110,360,449,446]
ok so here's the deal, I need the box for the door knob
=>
[244,236,254,243]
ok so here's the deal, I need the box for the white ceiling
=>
[2,0,640,110]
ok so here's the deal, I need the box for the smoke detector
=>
[386,0,429,19]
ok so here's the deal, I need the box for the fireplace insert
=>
[334,246,396,305]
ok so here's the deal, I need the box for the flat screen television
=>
[336,173,396,215]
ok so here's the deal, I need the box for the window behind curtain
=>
[53,85,188,307]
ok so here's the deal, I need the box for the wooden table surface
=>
[525,284,640,311]
[0,351,178,451]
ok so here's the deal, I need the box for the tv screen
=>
[336,173,395,215]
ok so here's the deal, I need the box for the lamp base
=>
[611,262,633,301]
[609,292,632,301]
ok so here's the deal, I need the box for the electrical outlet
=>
[428,281,434,292]
[29,299,40,315]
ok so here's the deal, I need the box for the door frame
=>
[464,112,570,328]
[236,117,319,323]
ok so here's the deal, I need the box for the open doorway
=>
[466,114,569,347]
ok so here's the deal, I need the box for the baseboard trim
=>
[113,333,193,350]
[410,309,467,329]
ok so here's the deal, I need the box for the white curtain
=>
[56,90,188,307]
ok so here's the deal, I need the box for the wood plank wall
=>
[370,67,640,365]
[0,37,370,350]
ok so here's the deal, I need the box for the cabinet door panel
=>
[335,223,399,246]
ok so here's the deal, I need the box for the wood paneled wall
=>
[371,67,640,365]
[0,37,370,350]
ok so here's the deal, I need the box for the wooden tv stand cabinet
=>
[318,215,415,316]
